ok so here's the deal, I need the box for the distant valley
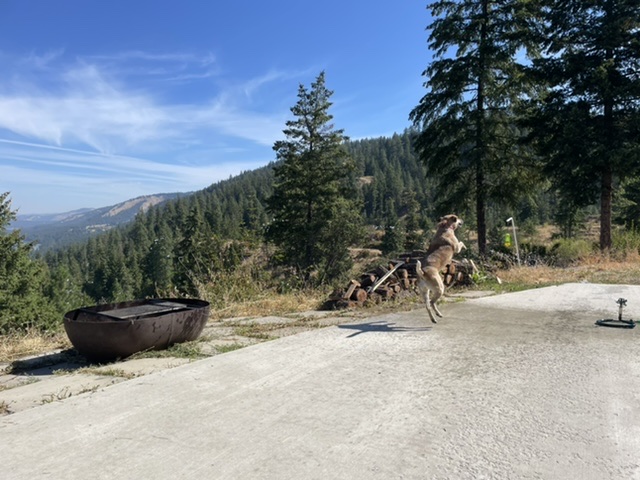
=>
[13,193,189,252]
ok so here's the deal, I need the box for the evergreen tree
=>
[402,190,429,250]
[381,206,405,256]
[616,177,640,228]
[174,207,209,295]
[138,219,173,297]
[525,0,640,250]
[410,0,542,254]
[266,72,362,284]
[0,193,58,333]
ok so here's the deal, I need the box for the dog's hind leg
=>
[422,285,438,323]
[415,261,438,323]
[426,270,445,320]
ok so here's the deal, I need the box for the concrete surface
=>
[0,312,354,416]
[1,283,640,479]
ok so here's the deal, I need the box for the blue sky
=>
[0,0,430,214]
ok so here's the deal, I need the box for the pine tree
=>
[410,0,542,254]
[266,72,362,284]
[143,220,174,296]
[0,192,58,333]
[526,0,640,250]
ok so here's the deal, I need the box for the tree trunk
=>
[600,165,613,251]
[475,0,489,256]
[600,3,614,252]
[476,167,487,255]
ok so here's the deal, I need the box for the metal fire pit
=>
[64,298,210,362]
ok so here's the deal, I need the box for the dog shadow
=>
[338,320,432,338]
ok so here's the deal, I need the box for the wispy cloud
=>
[0,49,308,212]
[0,139,268,213]
[84,50,219,82]
[20,48,66,69]
[0,52,293,154]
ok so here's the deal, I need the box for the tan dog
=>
[415,214,466,323]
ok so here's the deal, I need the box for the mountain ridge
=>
[13,192,189,251]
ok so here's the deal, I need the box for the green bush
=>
[612,227,640,258]
[550,238,595,266]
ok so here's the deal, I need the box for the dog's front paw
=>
[457,241,466,253]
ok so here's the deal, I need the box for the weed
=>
[232,325,275,340]
[215,343,246,354]
[227,318,325,341]
[41,387,72,404]
[0,400,11,415]
[130,340,207,360]
[40,385,100,404]
[69,367,137,379]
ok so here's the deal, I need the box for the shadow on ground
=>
[338,320,432,338]
[8,349,90,376]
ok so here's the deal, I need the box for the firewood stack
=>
[326,251,479,309]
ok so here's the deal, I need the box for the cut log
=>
[344,280,360,300]
[388,283,401,294]
[374,265,389,277]
[351,288,368,304]
[375,286,394,299]
[359,274,376,288]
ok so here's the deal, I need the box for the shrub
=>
[612,227,640,259]
[550,239,595,266]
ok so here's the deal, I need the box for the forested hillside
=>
[40,132,437,306]
[31,125,635,319]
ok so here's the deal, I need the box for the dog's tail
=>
[415,260,425,280]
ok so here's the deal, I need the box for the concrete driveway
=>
[1,283,640,479]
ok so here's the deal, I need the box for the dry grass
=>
[207,290,328,321]
[495,256,640,288]
[0,330,71,364]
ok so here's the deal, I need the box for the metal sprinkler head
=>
[595,298,635,329]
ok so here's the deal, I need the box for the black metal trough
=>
[63,298,210,362]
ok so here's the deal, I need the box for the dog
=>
[415,214,466,323]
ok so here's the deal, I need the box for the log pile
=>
[326,251,479,309]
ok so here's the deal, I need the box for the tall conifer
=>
[266,72,362,284]
[526,0,640,250]
[411,0,541,254]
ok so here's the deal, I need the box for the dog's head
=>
[438,214,463,231]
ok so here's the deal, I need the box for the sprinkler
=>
[595,298,635,329]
